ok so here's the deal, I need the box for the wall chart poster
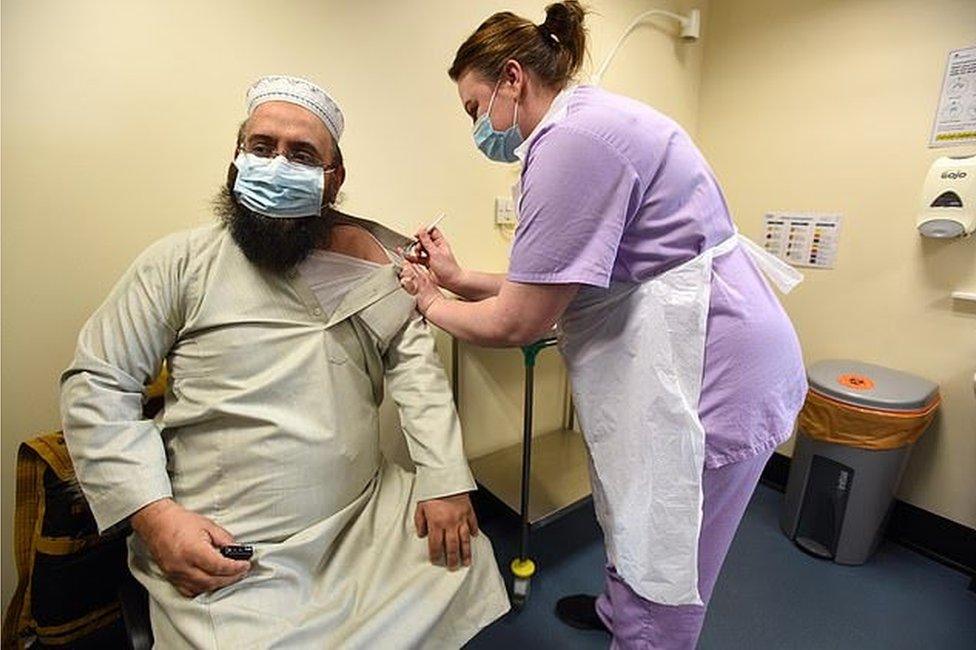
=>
[762,213,842,269]
[930,45,976,147]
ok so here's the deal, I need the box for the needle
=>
[405,213,447,256]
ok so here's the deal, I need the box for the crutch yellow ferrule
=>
[510,558,536,579]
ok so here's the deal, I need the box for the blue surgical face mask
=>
[232,152,328,218]
[473,81,523,163]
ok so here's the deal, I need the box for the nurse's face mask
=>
[473,78,523,163]
[232,142,337,219]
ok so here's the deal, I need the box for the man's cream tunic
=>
[60,218,508,648]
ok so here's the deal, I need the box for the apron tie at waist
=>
[733,232,804,294]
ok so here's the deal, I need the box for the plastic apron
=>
[553,234,802,605]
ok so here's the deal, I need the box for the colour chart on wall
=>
[762,213,842,269]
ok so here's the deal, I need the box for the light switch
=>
[495,197,517,226]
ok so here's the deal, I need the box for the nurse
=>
[399,2,808,647]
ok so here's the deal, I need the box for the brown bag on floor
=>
[2,433,129,649]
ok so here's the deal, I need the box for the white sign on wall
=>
[930,45,976,148]
[762,213,842,269]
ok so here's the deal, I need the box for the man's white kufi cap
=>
[245,75,345,142]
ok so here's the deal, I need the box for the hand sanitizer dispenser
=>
[917,155,976,238]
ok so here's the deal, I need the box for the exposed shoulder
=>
[325,223,391,265]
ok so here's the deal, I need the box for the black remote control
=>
[220,544,254,560]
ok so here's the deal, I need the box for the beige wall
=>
[697,0,976,527]
[1,0,706,610]
[5,0,974,618]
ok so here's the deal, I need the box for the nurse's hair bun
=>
[540,1,587,76]
[449,1,589,89]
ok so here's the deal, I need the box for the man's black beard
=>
[214,186,332,275]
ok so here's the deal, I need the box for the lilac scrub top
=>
[509,85,807,469]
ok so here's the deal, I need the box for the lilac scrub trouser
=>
[595,449,774,649]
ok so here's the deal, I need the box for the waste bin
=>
[780,359,940,565]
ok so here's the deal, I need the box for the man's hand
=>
[399,262,446,316]
[414,493,479,570]
[131,498,251,598]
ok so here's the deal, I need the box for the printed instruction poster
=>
[930,45,976,147]
[762,213,842,269]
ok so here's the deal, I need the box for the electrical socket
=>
[495,197,517,226]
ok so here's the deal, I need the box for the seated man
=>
[60,75,509,649]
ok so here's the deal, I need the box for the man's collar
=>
[513,85,578,163]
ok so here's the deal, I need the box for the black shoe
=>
[555,594,610,633]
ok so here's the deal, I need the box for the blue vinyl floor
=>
[465,484,976,649]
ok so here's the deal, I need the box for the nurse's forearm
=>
[426,296,529,348]
[424,281,578,348]
[446,270,505,301]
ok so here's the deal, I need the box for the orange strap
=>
[145,366,169,400]
[34,602,121,646]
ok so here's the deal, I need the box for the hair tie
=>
[538,24,561,45]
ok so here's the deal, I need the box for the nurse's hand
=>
[131,498,252,598]
[403,228,463,293]
[414,493,480,570]
[399,262,445,315]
